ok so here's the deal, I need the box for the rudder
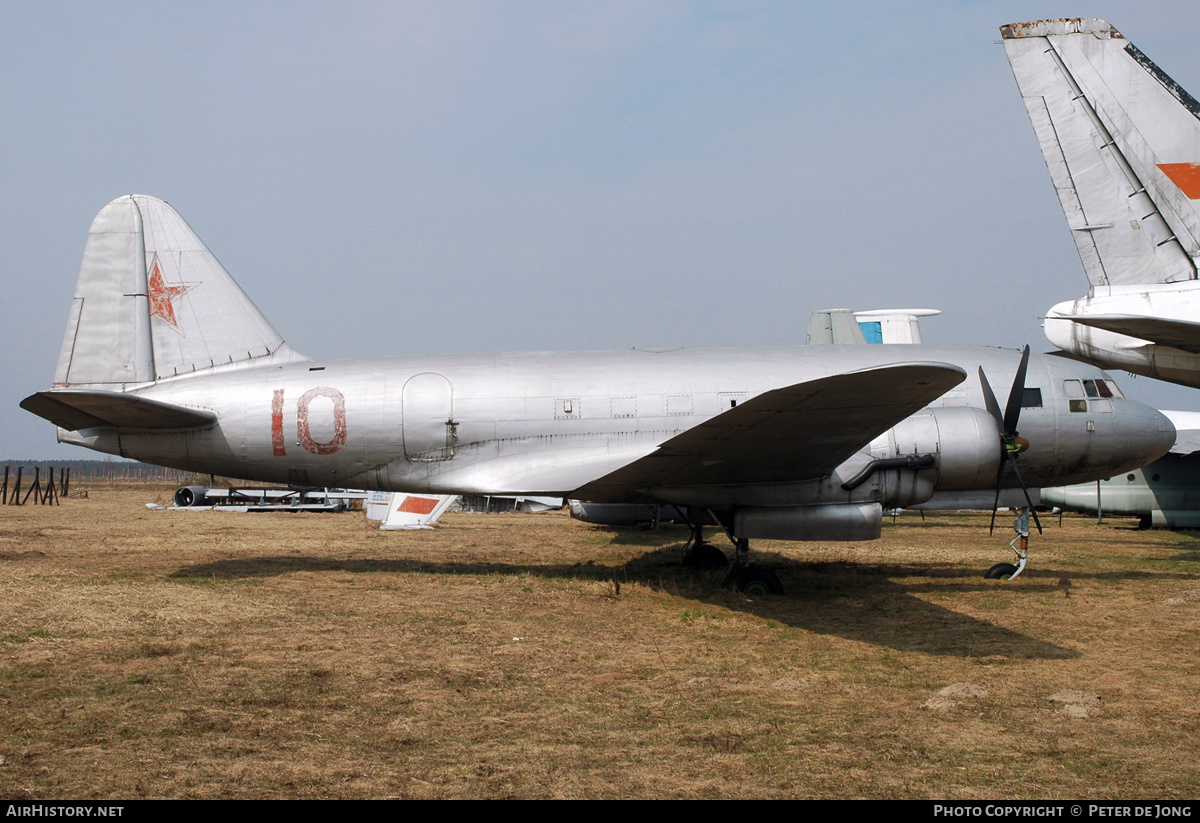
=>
[1002,18,1200,287]
[54,194,304,388]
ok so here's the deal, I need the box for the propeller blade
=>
[1003,345,1031,437]
[988,470,1002,535]
[981,348,1039,536]
[978,367,1005,432]
[1004,452,1044,535]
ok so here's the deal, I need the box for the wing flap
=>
[572,362,965,502]
[20,390,217,431]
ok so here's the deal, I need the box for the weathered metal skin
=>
[58,344,1172,505]
[29,194,1177,543]
[1003,19,1200,390]
[1041,409,1200,528]
[1045,286,1200,389]
[1042,454,1200,528]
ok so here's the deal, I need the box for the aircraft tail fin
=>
[1002,18,1200,287]
[54,194,305,388]
[806,309,868,345]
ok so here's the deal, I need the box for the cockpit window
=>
[1083,380,1100,398]
[1021,388,1043,408]
[1104,380,1124,398]
[1063,379,1084,398]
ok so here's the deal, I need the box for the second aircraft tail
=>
[1002,18,1200,287]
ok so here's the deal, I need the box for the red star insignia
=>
[146,253,197,328]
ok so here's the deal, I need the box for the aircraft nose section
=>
[1122,402,1176,467]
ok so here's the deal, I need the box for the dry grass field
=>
[2,488,1199,799]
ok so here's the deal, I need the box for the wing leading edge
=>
[572,362,966,502]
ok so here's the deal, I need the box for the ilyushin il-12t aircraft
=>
[1003,19,1200,389]
[22,195,1175,594]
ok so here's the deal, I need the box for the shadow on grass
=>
[170,542,1083,660]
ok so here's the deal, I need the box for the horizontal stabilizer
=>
[572,362,966,501]
[20,390,216,431]
[1066,314,1200,353]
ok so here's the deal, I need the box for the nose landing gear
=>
[985,507,1030,580]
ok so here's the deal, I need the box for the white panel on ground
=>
[370,493,458,530]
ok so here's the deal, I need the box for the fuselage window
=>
[1021,388,1043,408]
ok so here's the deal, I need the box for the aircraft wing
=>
[20,390,217,431]
[571,362,965,502]
[1066,314,1200,354]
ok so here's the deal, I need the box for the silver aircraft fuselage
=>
[25,195,1176,542]
[59,343,1173,515]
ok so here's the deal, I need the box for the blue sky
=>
[4,2,1200,458]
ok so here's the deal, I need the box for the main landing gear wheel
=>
[984,562,1019,580]
[724,565,784,596]
[683,542,728,570]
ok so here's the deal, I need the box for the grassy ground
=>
[2,489,1198,798]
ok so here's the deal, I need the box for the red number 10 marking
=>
[271,387,347,456]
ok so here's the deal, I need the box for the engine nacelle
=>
[879,406,1000,496]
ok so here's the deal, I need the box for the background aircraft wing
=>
[1068,314,1200,353]
[571,362,965,502]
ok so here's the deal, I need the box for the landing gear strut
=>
[722,537,784,595]
[680,523,728,570]
[985,507,1030,580]
[679,517,785,595]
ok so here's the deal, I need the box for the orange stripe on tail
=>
[1158,163,1200,199]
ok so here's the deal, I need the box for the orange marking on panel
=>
[397,496,440,515]
[1158,163,1200,199]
